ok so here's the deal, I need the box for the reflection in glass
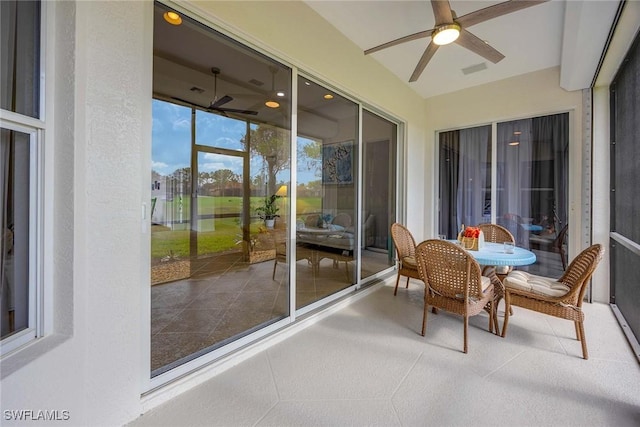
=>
[151,2,291,376]
[296,77,358,309]
[1,129,30,339]
[497,113,568,278]
[360,110,397,279]
[438,125,492,238]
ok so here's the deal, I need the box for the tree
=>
[242,125,289,196]
[211,169,239,196]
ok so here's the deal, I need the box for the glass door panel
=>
[151,2,292,377]
[360,110,396,279]
[296,77,358,309]
[151,100,192,285]
[496,113,569,278]
[438,125,492,238]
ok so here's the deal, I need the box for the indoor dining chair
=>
[415,239,496,353]
[501,244,603,359]
[390,223,421,296]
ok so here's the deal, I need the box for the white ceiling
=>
[305,0,622,99]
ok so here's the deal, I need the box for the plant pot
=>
[265,219,275,229]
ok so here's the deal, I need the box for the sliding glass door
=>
[295,77,358,309]
[361,110,397,279]
[150,2,399,379]
[439,113,569,278]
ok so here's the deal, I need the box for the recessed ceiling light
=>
[323,94,334,100]
[509,141,520,146]
[163,11,182,25]
[265,100,280,108]
[513,131,522,135]
[276,91,285,97]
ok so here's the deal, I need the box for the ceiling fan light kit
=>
[364,0,549,82]
[432,23,460,45]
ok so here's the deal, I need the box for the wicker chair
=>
[501,243,603,359]
[272,231,315,280]
[414,239,495,353]
[478,223,514,246]
[529,223,569,270]
[390,223,421,296]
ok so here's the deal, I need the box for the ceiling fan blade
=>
[364,29,434,55]
[209,94,233,109]
[455,29,505,64]
[431,0,453,25]
[409,42,439,82]
[215,107,258,115]
[457,0,549,28]
[171,97,208,109]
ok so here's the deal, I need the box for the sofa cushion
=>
[504,270,570,297]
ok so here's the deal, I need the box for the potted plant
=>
[255,194,280,228]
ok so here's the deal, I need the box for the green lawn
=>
[152,196,322,261]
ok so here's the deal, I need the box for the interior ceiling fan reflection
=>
[172,67,258,116]
[364,0,549,82]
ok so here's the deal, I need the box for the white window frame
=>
[0,0,47,356]
[0,116,45,356]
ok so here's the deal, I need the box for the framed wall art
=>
[322,140,353,185]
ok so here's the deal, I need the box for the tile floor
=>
[151,248,392,375]
[134,277,640,427]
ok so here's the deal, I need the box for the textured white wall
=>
[1,1,152,426]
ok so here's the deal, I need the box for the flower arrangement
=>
[458,226,484,251]
[463,226,481,239]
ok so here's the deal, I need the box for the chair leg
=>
[488,303,495,335]
[394,273,401,296]
[577,321,588,360]
[421,303,428,336]
[501,293,511,338]
[463,314,469,353]
[272,259,278,280]
[405,276,410,289]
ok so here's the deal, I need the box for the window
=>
[0,0,43,354]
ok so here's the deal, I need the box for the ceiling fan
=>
[172,67,258,115]
[364,0,549,82]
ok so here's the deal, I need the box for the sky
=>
[152,99,318,185]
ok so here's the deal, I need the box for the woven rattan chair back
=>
[501,243,603,359]
[414,239,495,353]
[558,243,603,305]
[477,223,515,244]
[390,223,421,295]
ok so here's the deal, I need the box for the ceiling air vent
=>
[461,62,487,75]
